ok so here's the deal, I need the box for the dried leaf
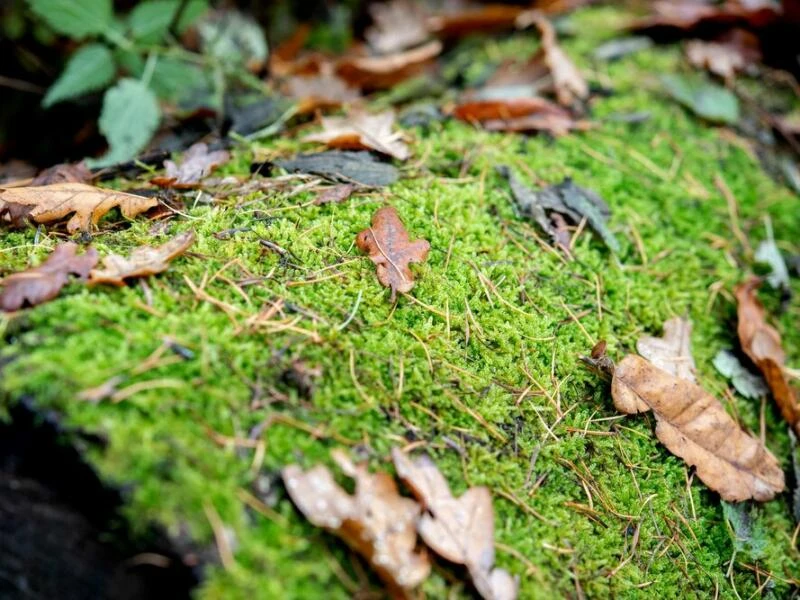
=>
[356,206,430,301]
[89,230,195,286]
[453,96,588,135]
[631,0,781,34]
[428,4,526,38]
[735,277,800,436]
[304,111,410,161]
[31,162,93,186]
[282,450,430,597]
[636,317,697,383]
[392,449,518,600]
[713,350,769,400]
[335,40,442,90]
[273,151,399,187]
[315,184,357,205]
[524,14,589,106]
[284,71,361,114]
[754,217,790,293]
[610,353,785,502]
[152,143,230,189]
[686,40,746,80]
[366,0,430,54]
[1,243,98,312]
[0,183,158,233]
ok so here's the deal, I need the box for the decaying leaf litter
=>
[2,1,800,598]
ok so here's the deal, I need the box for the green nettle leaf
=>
[661,74,740,124]
[149,58,208,102]
[26,0,113,38]
[43,44,115,107]
[88,79,160,168]
[129,0,209,43]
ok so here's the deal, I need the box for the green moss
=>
[2,5,800,599]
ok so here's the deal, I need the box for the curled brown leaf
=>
[151,144,230,189]
[89,230,195,286]
[636,316,697,383]
[1,243,98,312]
[735,277,800,436]
[304,111,410,160]
[335,40,442,90]
[282,450,430,598]
[356,206,430,301]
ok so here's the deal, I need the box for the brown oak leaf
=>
[0,183,157,233]
[1,243,98,312]
[636,316,697,383]
[356,206,430,301]
[89,230,195,286]
[282,450,430,598]
[151,144,230,189]
[735,277,800,436]
[31,162,93,186]
[392,449,518,600]
[284,69,361,114]
[335,40,442,90]
[609,353,784,502]
[304,111,410,161]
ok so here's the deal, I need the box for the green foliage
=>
[197,11,268,68]
[89,78,160,168]
[722,501,768,560]
[26,0,112,38]
[43,43,115,107]
[661,74,740,124]
[149,58,208,102]
[128,0,209,44]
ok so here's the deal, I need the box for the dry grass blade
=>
[0,182,157,233]
[356,206,430,301]
[391,449,518,600]
[636,316,697,382]
[611,354,785,502]
[89,230,196,286]
[1,242,98,312]
[282,450,430,598]
[735,277,800,436]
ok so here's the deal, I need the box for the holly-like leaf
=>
[735,277,800,436]
[90,79,161,168]
[356,206,430,301]
[304,111,410,161]
[26,0,113,38]
[128,0,209,43]
[0,183,157,233]
[392,449,518,600]
[1,243,98,312]
[636,317,697,382]
[43,44,115,107]
[282,450,430,598]
[89,230,195,286]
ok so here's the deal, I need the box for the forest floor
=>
[2,5,800,599]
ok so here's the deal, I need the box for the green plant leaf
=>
[88,78,160,168]
[26,0,113,38]
[128,0,209,43]
[149,58,208,102]
[198,11,268,69]
[661,74,740,124]
[721,501,767,560]
[43,44,115,107]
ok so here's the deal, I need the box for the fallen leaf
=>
[31,162,93,186]
[523,13,589,106]
[0,183,158,233]
[735,277,800,436]
[89,230,195,286]
[366,0,430,54]
[482,112,591,135]
[304,111,410,161]
[1,243,98,312]
[428,4,526,38]
[272,151,399,187]
[269,24,312,77]
[713,350,769,399]
[284,70,361,114]
[685,30,761,81]
[356,206,430,301]
[315,183,357,205]
[754,218,790,293]
[721,501,768,560]
[606,352,784,502]
[661,74,740,124]
[636,317,697,383]
[452,96,562,122]
[151,143,230,189]
[336,40,442,90]
[592,36,653,61]
[282,450,430,598]
[392,449,518,600]
[631,0,781,35]
[498,167,619,253]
